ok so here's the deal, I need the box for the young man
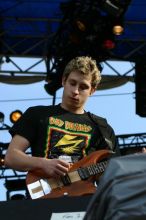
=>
[5,56,117,179]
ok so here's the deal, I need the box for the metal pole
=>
[52,92,56,106]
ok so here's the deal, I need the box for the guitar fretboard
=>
[78,161,108,180]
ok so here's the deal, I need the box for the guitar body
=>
[26,149,111,199]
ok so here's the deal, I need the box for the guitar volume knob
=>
[64,192,68,196]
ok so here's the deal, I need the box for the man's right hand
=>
[40,158,71,178]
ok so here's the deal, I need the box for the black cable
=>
[0,92,133,103]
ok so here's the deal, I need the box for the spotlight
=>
[44,81,62,96]
[10,110,23,124]
[135,60,146,117]
[112,18,124,35]
[113,24,124,35]
[45,60,64,96]
[10,194,26,200]
[0,157,4,166]
[0,112,4,123]
[76,20,86,32]
[103,39,115,49]
[5,56,10,63]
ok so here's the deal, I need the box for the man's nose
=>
[73,86,79,94]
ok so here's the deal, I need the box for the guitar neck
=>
[77,161,108,180]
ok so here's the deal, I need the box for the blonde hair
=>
[63,56,101,89]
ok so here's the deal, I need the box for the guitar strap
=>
[87,112,117,152]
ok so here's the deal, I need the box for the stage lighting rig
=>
[45,0,132,95]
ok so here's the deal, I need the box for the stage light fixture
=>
[0,112,4,123]
[113,24,124,35]
[10,194,26,200]
[44,81,62,96]
[5,56,11,63]
[0,157,4,166]
[103,39,115,49]
[112,18,124,35]
[10,110,23,124]
[135,60,146,117]
[76,20,86,32]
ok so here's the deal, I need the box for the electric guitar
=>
[26,149,112,199]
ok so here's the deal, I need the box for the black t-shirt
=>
[9,104,111,158]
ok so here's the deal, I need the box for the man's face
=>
[62,71,95,110]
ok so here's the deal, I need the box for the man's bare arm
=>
[4,134,70,177]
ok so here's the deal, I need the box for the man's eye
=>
[70,82,76,86]
[80,85,88,90]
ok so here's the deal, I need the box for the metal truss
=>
[0,18,143,83]
[0,15,59,62]
[0,16,145,61]
[0,127,31,200]
[0,55,135,80]
[0,2,144,83]
[0,0,145,61]
[0,56,47,77]
[117,132,146,155]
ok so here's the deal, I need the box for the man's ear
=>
[90,87,96,95]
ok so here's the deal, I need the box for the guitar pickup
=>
[78,167,90,180]
[61,174,71,186]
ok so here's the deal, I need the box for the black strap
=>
[87,112,115,151]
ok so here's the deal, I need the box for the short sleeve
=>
[9,107,38,143]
